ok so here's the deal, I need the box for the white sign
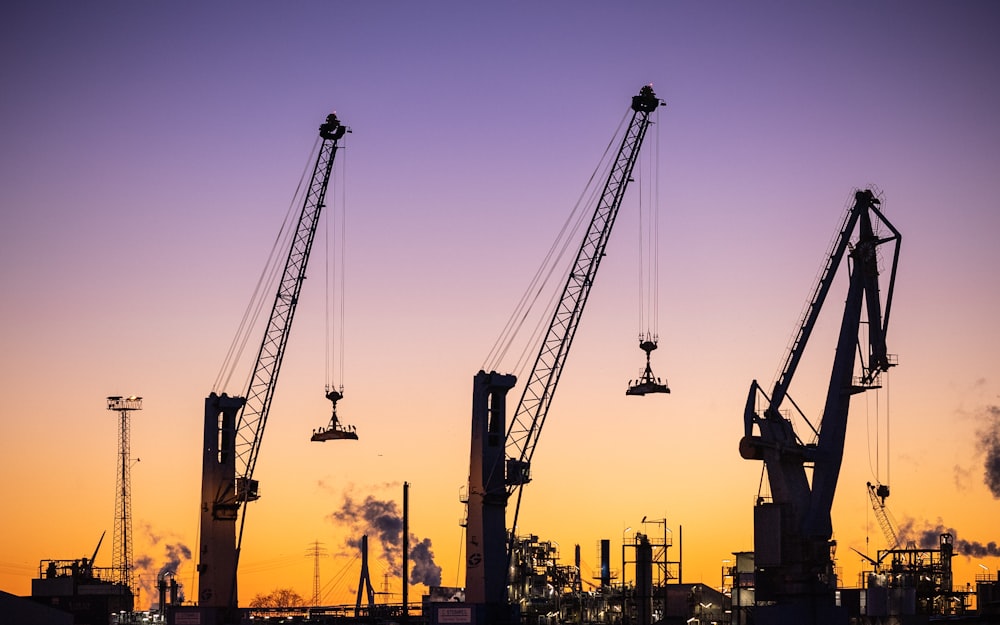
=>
[438,606,473,623]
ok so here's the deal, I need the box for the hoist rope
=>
[886,369,891,486]
[768,195,855,397]
[876,385,881,484]
[512,164,609,378]
[653,106,661,338]
[325,166,332,389]
[214,135,321,393]
[339,140,348,390]
[636,106,662,341]
[637,146,645,337]
[325,135,348,392]
[865,384,879,484]
[482,112,629,375]
[865,369,892,486]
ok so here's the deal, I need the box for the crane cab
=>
[311,389,358,442]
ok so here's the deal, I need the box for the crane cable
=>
[484,114,623,375]
[325,136,348,394]
[213,135,322,393]
[863,190,892,489]
[481,112,629,375]
[768,195,855,401]
[637,106,661,342]
[653,105,661,338]
[511,163,610,378]
[865,368,892,487]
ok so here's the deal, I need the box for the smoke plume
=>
[409,537,443,587]
[979,405,1000,498]
[897,518,1000,557]
[133,523,192,606]
[332,493,442,587]
[159,542,193,577]
[335,495,404,570]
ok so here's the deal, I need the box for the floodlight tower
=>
[107,395,142,592]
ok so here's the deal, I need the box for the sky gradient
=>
[2,1,999,610]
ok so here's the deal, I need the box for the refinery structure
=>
[7,86,1000,625]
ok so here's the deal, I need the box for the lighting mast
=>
[107,395,142,593]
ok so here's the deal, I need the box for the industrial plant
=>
[6,86,1000,625]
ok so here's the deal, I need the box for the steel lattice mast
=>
[308,540,326,606]
[107,395,142,593]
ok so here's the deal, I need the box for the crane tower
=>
[107,395,142,593]
[197,113,348,622]
[464,85,662,624]
[740,189,901,624]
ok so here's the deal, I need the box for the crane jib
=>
[503,86,661,494]
[234,118,346,487]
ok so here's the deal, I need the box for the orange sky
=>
[2,1,999,612]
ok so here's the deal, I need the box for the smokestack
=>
[636,534,653,625]
[403,482,409,622]
[678,524,683,584]
[158,577,167,612]
[600,539,610,588]
[575,544,582,593]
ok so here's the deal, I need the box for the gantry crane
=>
[197,113,348,622]
[464,85,662,623]
[739,189,901,624]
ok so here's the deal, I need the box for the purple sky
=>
[2,1,999,605]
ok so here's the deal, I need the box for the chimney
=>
[600,539,611,588]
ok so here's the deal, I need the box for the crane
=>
[739,189,901,624]
[464,85,662,623]
[851,483,906,573]
[196,113,348,622]
[867,481,900,551]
